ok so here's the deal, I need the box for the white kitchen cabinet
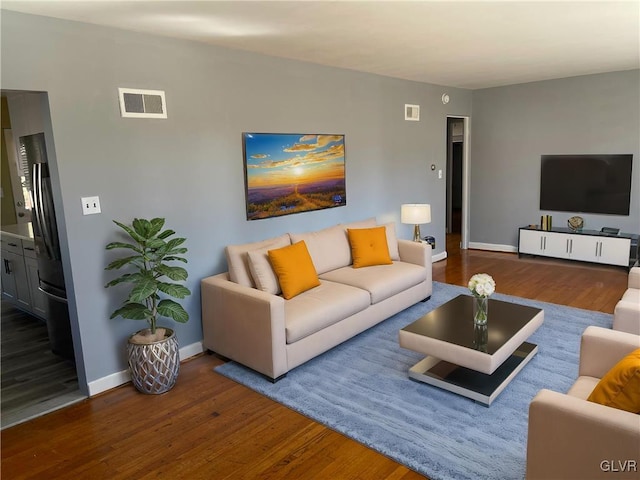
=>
[1,239,32,311]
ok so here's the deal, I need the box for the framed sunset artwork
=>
[242,133,346,220]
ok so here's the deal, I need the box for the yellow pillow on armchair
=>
[587,348,640,414]
[347,226,393,268]
[268,240,320,299]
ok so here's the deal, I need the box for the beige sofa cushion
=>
[226,234,290,287]
[319,261,426,304]
[284,280,371,343]
[290,224,353,274]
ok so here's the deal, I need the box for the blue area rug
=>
[215,281,612,480]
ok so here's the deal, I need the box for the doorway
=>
[0,92,83,429]
[446,117,469,254]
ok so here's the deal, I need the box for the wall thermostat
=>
[441,93,450,104]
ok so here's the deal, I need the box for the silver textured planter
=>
[127,328,179,394]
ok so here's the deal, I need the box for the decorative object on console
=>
[105,218,191,394]
[567,215,584,232]
[468,273,495,326]
[401,204,431,242]
[541,215,552,231]
[242,133,346,220]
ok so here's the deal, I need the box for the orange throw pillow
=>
[267,241,320,299]
[587,348,640,413]
[347,226,393,268]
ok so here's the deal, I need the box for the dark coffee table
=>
[398,294,544,405]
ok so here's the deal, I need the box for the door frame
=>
[446,115,470,250]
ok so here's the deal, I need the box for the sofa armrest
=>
[527,389,640,480]
[398,239,432,268]
[579,326,640,378]
[628,266,640,289]
[614,300,640,335]
[201,272,287,379]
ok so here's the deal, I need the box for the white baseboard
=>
[87,340,204,396]
[432,251,448,262]
[468,242,518,253]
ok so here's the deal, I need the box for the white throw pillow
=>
[247,247,281,295]
[382,222,400,261]
[225,234,290,287]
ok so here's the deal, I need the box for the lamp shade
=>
[401,204,431,224]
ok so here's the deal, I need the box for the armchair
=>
[614,266,640,335]
[526,326,640,480]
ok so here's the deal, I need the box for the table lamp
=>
[401,204,431,242]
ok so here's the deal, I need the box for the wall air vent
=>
[118,88,167,119]
[405,104,420,121]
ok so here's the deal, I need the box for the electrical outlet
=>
[81,196,101,215]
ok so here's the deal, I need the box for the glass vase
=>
[473,296,489,326]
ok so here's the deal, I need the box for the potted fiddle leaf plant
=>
[105,217,191,394]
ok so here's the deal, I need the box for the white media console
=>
[518,227,639,268]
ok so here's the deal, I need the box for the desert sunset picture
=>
[243,133,346,219]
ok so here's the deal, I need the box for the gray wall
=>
[470,70,640,247]
[1,11,471,391]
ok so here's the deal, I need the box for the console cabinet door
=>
[597,237,631,267]
[519,230,569,258]
[542,233,569,258]
[519,230,545,255]
[567,235,598,262]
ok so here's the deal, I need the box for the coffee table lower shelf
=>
[408,342,538,406]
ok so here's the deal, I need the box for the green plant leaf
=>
[129,277,158,302]
[114,220,145,243]
[155,264,188,281]
[105,242,141,253]
[165,248,187,257]
[157,282,191,299]
[157,229,175,240]
[110,303,152,320]
[148,218,165,238]
[157,299,189,323]
[104,273,143,288]
[132,218,153,238]
[159,238,186,255]
[144,238,166,249]
[163,256,188,263]
[105,255,143,270]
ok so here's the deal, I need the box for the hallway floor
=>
[1,302,84,429]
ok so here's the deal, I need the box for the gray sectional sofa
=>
[201,218,432,380]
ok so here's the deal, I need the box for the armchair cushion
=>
[587,348,640,413]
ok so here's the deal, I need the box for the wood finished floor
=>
[1,236,630,479]
[1,303,83,429]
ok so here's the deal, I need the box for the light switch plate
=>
[81,196,101,215]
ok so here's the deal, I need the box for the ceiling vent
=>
[405,104,420,121]
[118,88,167,119]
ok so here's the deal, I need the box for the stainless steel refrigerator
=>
[20,133,74,361]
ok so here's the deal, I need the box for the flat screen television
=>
[539,154,633,215]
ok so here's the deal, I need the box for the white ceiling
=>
[2,1,639,89]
